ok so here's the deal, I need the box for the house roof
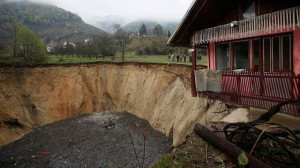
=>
[47,42,56,47]
[167,0,206,47]
[167,0,232,47]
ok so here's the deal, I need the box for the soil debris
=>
[0,111,172,167]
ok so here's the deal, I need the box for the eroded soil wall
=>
[0,63,229,146]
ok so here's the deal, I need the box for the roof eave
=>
[167,0,197,46]
[167,0,207,47]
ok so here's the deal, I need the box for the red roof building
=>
[169,0,300,115]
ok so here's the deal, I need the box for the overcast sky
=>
[26,0,195,25]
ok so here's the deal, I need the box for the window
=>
[263,35,292,72]
[216,43,230,70]
[273,37,280,71]
[216,41,248,70]
[215,34,292,72]
[253,39,259,71]
[242,0,255,19]
[263,38,271,72]
[282,35,292,71]
[233,41,249,69]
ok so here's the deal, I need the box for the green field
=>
[0,53,207,67]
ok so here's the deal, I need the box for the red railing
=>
[199,70,300,116]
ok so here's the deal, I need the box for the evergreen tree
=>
[153,24,163,37]
[139,23,147,36]
[167,30,171,38]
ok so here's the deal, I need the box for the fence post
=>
[298,74,300,99]
[259,72,264,96]
[236,74,241,103]
[290,72,295,99]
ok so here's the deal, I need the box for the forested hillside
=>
[0,1,106,50]
[123,20,178,37]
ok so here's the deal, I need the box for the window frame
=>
[214,33,293,72]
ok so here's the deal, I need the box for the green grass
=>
[42,55,117,64]
[0,54,24,65]
[0,53,207,67]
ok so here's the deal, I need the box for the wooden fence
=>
[199,70,300,116]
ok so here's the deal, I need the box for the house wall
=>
[258,0,298,15]
[195,0,300,73]
[294,28,300,75]
[207,0,298,27]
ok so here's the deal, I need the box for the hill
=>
[94,15,128,34]
[0,1,107,49]
[122,20,178,36]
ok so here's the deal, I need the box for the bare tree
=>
[114,24,129,61]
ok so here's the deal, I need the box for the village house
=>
[46,42,57,53]
[84,38,91,44]
[63,41,76,48]
[129,32,139,39]
[168,0,300,115]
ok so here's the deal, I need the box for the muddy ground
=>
[0,111,173,168]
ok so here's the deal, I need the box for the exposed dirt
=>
[0,63,235,147]
[0,111,172,168]
[1,63,299,167]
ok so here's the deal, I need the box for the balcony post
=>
[191,35,197,97]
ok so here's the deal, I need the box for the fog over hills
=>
[1,0,187,36]
[93,15,129,34]
[0,0,183,50]
[93,15,179,35]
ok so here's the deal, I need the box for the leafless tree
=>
[114,24,129,61]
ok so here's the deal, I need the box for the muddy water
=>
[0,111,172,167]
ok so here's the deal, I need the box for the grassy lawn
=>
[0,53,207,67]
[43,55,117,64]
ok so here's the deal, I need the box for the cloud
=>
[12,0,194,25]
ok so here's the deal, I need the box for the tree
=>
[12,22,20,58]
[114,24,129,61]
[94,35,116,59]
[15,25,46,64]
[153,24,163,37]
[167,30,171,38]
[139,23,147,36]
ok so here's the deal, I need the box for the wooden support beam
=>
[194,124,270,168]
[191,71,197,97]
[192,44,197,70]
[191,36,197,97]
[207,44,210,69]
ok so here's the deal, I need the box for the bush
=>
[128,37,171,55]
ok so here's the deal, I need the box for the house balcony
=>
[194,6,300,44]
[195,69,300,116]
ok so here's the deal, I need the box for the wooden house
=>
[168,0,300,115]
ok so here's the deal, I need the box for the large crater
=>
[0,111,172,167]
